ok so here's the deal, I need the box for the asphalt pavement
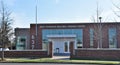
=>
[0,63,99,65]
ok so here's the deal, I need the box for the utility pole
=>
[35,0,38,49]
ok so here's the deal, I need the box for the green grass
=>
[0,58,120,64]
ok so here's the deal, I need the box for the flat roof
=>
[30,22,120,25]
[15,27,30,30]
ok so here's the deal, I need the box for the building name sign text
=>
[40,25,85,28]
[31,35,35,49]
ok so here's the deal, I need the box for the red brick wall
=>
[117,23,120,48]
[30,24,42,49]
[83,25,90,48]
[0,50,51,58]
[0,41,53,58]
[70,41,74,58]
[30,24,36,49]
[102,25,109,48]
[30,23,120,49]
[71,49,120,60]
[48,42,53,57]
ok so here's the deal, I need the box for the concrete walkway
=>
[52,56,70,60]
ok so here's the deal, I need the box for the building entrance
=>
[53,40,70,54]
[47,35,76,55]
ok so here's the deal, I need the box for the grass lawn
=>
[0,58,120,64]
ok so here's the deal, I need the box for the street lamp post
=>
[99,17,102,48]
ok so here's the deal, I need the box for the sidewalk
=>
[52,56,70,60]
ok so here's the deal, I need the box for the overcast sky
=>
[1,0,120,28]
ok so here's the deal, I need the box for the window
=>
[90,28,94,48]
[16,36,26,50]
[109,28,117,48]
[64,42,68,52]
[20,38,26,44]
[42,39,48,50]
[42,29,83,49]
[77,39,82,48]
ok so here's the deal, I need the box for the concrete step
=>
[54,53,70,56]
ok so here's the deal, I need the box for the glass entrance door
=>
[64,41,69,53]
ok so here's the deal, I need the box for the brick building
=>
[15,28,30,50]
[15,22,120,60]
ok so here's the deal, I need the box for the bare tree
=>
[112,0,120,47]
[112,0,120,19]
[0,1,13,61]
[90,2,103,48]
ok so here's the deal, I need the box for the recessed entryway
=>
[47,35,76,55]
